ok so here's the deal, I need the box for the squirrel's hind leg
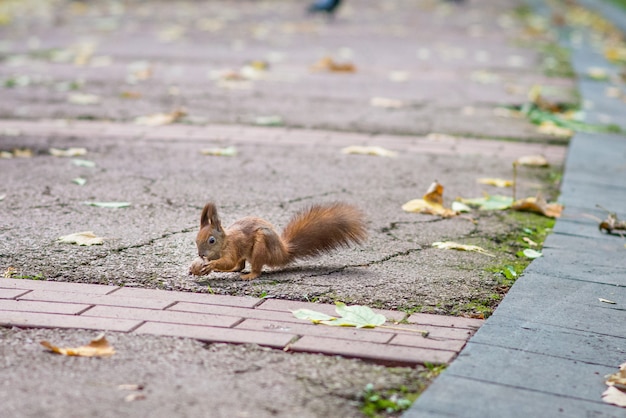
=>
[240,270,261,280]
[234,259,246,272]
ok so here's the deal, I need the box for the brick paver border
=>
[0,278,482,366]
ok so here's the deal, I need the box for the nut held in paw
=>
[189,257,207,276]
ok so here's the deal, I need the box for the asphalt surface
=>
[0,0,625,417]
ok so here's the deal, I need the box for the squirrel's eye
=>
[208,236,216,244]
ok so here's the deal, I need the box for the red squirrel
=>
[189,202,367,280]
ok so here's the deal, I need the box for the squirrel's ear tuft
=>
[200,202,222,231]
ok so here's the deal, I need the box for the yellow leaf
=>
[3,266,17,278]
[432,241,495,257]
[512,195,563,218]
[58,231,104,246]
[120,91,142,99]
[40,333,115,357]
[49,147,87,157]
[515,155,549,167]
[402,182,458,218]
[606,362,626,390]
[537,121,573,138]
[134,109,185,126]
[311,56,356,73]
[200,146,237,157]
[341,145,397,158]
[477,178,513,188]
[2,148,33,159]
[523,237,538,247]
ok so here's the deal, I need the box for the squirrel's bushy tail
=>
[281,202,367,263]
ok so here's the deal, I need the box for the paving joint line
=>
[443,374,612,406]
[466,340,620,369]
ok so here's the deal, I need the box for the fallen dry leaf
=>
[523,237,538,247]
[49,147,87,157]
[200,146,237,157]
[432,241,495,257]
[3,266,17,278]
[537,120,574,137]
[603,362,626,407]
[606,362,626,390]
[370,97,406,109]
[512,195,563,218]
[120,91,142,99]
[40,333,115,357]
[341,145,397,158]
[602,386,626,407]
[516,155,549,167]
[67,93,100,105]
[125,393,147,402]
[58,231,104,246]
[1,148,33,158]
[134,109,185,126]
[311,56,356,73]
[477,178,513,188]
[402,181,458,217]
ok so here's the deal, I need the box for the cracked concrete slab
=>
[1,123,565,313]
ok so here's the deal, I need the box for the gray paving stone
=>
[468,315,626,367]
[493,272,625,336]
[405,373,625,418]
[444,343,615,402]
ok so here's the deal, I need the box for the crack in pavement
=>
[304,247,425,278]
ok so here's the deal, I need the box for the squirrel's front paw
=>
[189,257,208,276]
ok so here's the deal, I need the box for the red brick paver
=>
[0,279,483,366]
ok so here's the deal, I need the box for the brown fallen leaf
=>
[134,109,186,126]
[3,266,17,278]
[603,362,626,407]
[311,56,356,73]
[402,181,458,218]
[512,195,563,218]
[606,362,626,390]
[40,333,115,357]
